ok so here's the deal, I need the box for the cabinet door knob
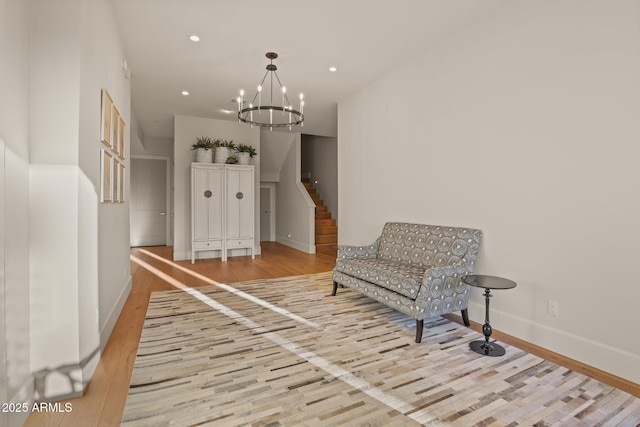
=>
[236,192,243,199]
[204,190,212,198]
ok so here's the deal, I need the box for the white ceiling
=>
[110,0,506,140]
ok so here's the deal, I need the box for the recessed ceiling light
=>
[181,91,189,96]
[329,67,338,72]
[189,34,200,42]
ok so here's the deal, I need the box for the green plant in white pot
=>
[192,136,214,163]
[214,140,237,164]
[236,143,257,165]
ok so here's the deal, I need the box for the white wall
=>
[131,135,174,157]
[173,115,260,261]
[79,0,131,359]
[0,0,33,424]
[273,133,316,253]
[259,130,291,182]
[28,0,131,401]
[338,0,640,384]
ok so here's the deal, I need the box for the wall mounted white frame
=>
[101,149,112,203]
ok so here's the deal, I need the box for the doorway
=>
[130,156,171,246]
[260,183,276,242]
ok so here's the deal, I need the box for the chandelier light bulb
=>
[257,85,262,110]
[281,87,286,114]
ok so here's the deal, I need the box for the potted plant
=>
[192,136,214,163]
[214,139,237,164]
[236,143,258,165]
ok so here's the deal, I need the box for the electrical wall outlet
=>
[547,299,559,317]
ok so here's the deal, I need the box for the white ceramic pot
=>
[214,147,229,164]
[195,148,213,163]
[237,152,250,165]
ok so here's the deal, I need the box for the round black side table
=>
[462,275,517,357]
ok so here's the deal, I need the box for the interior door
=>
[131,158,167,246]
[260,187,271,241]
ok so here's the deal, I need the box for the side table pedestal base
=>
[470,340,506,357]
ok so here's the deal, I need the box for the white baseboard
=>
[467,300,640,384]
[275,235,315,254]
[173,250,189,261]
[100,276,132,350]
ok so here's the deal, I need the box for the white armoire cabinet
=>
[191,163,255,263]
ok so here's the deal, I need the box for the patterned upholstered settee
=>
[332,222,482,343]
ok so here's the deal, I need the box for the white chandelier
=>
[237,52,304,130]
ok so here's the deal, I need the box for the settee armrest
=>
[337,238,380,260]
[417,257,477,301]
[423,258,475,281]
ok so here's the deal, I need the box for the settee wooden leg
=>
[415,319,424,343]
[331,281,338,296]
[461,309,470,327]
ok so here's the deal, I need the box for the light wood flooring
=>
[24,243,337,427]
[24,242,639,426]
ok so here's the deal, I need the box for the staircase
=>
[302,180,337,254]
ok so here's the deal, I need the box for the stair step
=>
[316,219,336,227]
[316,243,338,254]
[303,182,337,246]
[316,226,337,236]
[316,234,337,244]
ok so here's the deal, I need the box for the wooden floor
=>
[24,243,337,427]
[24,242,639,426]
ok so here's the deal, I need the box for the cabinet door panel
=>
[226,168,253,239]
[193,166,223,240]
[226,169,240,238]
[237,169,254,238]
[207,168,224,239]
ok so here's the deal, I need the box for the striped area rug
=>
[122,272,640,426]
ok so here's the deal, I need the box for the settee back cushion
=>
[377,222,481,268]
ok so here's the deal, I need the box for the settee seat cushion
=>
[334,257,426,299]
